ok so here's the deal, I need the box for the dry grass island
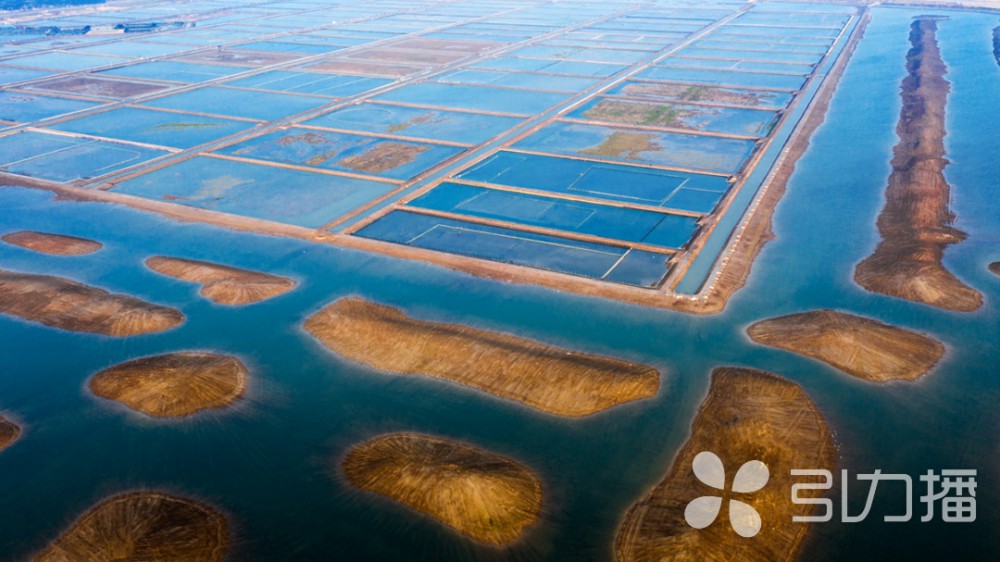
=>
[748,310,945,382]
[2,231,102,255]
[616,367,835,562]
[855,17,983,312]
[35,491,228,562]
[304,297,659,416]
[0,416,19,452]
[342,433,542,546]
[0,269,184,336]
[145,256,295,305]
[89,352,247,418]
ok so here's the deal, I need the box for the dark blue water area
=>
[405,182,698,250]
[454,150,730,204]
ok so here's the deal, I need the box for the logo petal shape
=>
[684,496,723,529]
[729,499,763,538]
[732,460,769,493]
[692,451,726,490]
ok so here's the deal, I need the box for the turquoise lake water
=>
[0,6,998,561]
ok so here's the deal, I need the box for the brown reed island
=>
[0,416,19,452]
[2,231,102,255]
[616,367,834,562]
[855,17,983,312]
[342,433,542,546]
[89,352,247,418]
[304,297,659,416]
[747,310,945,382]
[145,256,295,305]
[35,491,228,561]
[0,269,183,336]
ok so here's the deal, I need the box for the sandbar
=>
[2,230,101,255]
[0,416,19,452]
[35,491,228,561]
[304,297,659,416]
[748,309,944,382]
[342,432,541,546]
[89,351,247,418]
[146,256,295,305]
[0,269,183,336]
[616,367,834,562]
[855,17,982,312]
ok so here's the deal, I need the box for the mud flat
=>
[2,231,102,255]
[855,17,982,312]
[35,491,227,561]
[146,256,295,305]
[580,131,659,159]
[583,100,696,129]
[0,269,183,336]
[0,416,19,452]
[616,367,835,562]
[747,310,944,382]
[338,142,430,174]
[304,297,659,416]
[342,433,541,546]
[89,352,247,418]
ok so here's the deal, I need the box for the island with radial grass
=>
[341,433,542,546]
[35,491,228,561]
[88,352,247,418]
[2,230,102,256]
[0,416,19,453]
[747,310,945,382]
[615,367,835,562]
[304,297,659,416]
[145,256,296,305]
[0,269,184,336]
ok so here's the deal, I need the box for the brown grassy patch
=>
[616,367,835,562]
[146,256,295,305]
[580,131,660,160]
[583,99,696,129]
[3,231,101,255]
[89,352,247,418]
[304,297,659,416]
[0,416,19,453]
[620,83,772,107]
[337,143,430,174]
[342,433,541,546]
[854,18,982,312]
[35,491,227,561]
[747,310,944,382]
[0,269,183,336]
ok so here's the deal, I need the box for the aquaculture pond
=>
[0,3,998,562]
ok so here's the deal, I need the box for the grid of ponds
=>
[0,0,858,294]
